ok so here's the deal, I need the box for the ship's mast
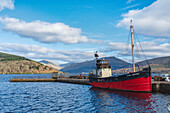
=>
[130,20,135,72]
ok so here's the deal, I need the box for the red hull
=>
[90,76,152,92]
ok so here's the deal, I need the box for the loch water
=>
[0,74,170,113]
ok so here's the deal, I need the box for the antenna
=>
[94,51,99,76]
[94,51,99,60]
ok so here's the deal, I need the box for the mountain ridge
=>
[60,56,130,73]
[59,62,74,68]
[61,56,170,73]
[39,59,61,70]
[137,56,170,66]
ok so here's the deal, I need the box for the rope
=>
[123,29,131,70]
[133,29,150,67]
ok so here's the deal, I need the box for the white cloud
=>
[143,37,149,40]
[101,42,130,52]
[0,17,100,44]
[0,43,106,62]
[0,43,55,54]
[117,0,170,38]
[101,40,170,59]
[126,0,135,4]
[122,4,139,10]
[0,0,14,11]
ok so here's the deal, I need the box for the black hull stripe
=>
[89,71,151,83]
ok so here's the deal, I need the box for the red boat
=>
[89,20,152,92]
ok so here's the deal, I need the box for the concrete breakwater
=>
[10,78,170,93]
[152,81,170,93]
[10,78,89,85]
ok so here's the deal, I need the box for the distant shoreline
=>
[0,72,55,74]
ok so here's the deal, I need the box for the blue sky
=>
[0,0,170,64]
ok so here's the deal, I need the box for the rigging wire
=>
[133,28,141,61]
[134,31,142,71]
[133,29,150,67]
[134,36,140,60]
[123,29,131,70]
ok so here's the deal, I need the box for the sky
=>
[0,0,170,65]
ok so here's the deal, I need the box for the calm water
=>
[0,74,170,113]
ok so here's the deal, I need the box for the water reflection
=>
[0,74,169,112]
[89,88,155,112]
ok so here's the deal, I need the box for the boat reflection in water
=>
[89,87,155,112]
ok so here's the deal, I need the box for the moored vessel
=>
[89,20,152,92]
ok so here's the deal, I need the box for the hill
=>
[60,56,130,73]
[0,52,30,61]
[39,60,61,70]
[59,62,74,68]
[136,56,170,72]
[0,52,60,74]
[137,56,170,66]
